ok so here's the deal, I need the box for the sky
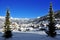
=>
[0,0,60,18]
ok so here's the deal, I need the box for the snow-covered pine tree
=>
[3,9,12,38]
[47,2,56,37]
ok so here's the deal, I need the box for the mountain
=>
[33,10,60,23]
[0,16,30,22]
[54,10,60,18]
[0,16,31,28]
[0,10,60,28]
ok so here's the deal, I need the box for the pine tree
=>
[3,9,12,38]
[47,2,56,37]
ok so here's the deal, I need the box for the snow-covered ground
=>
[0,31,60,40]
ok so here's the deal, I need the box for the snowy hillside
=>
[0,16,31,27]
[0,31,60,40]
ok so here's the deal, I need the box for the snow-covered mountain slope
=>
[0,31,60,40]
[0,16,36,28]
[0,16,30,20]
[0,10,60,28]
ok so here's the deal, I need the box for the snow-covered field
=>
[0,31,60,40]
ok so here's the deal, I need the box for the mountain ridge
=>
[0,10,60,27]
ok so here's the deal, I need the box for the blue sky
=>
[0,0,60,18]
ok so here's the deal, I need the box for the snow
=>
[0,31,60,40]
[0,16,5,19]
[0,16,30,20]
[37,16,40,18]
